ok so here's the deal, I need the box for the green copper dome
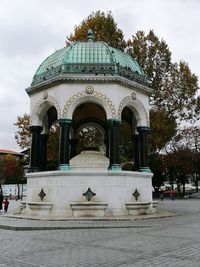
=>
[32,30,147,86]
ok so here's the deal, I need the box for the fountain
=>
[24,30,155,218]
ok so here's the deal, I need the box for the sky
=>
[0,0,200,151]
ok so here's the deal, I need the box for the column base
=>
[59,164,71,171]
[109,164,122,171]
[28,167,39,173]
[139,167,151,173]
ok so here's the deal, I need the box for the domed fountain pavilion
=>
[24,30,155,218]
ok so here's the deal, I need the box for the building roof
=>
[32,30,148,87]
[0,149,24,156]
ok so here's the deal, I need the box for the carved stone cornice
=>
[26,75,153,97]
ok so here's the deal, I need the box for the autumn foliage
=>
[0,155,24,184]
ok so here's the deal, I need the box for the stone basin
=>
[70,201,108,217]
[151,201,158,213]
[27,202,53,216]
[125,201,151,215]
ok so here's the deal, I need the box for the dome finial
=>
[87,29,94,42]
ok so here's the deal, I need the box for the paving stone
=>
[0,200,200,266]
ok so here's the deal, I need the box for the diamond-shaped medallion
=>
[132,188,140,201]
[39,189,46,201]
[83,188,96,201]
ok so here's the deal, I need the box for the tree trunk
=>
[195,173,199,192]
[182,183,185,195]
[17,184,20,200]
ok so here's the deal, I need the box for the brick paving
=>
[0,199,200,266]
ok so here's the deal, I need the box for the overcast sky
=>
[0,0,199,151]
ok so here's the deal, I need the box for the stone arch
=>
[62,90,117,120]
[117,95,149,127]
[31,95,62,126]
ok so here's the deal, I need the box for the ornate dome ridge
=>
[32,29,148,86]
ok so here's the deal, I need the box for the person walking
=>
[3,198,9,213]
[160,192,164,201]
[0,187,3,214]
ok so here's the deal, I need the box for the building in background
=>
[0,149,24,160]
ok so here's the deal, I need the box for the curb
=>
[0,211,177,231]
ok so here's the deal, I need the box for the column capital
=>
[137,126,150,132]
[29,125,43,133]
[58,118,72,127]
[107,118,121,127]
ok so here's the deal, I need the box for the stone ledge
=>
[70,201,108,217]
[27,202,53,216]
[2,210,177,223]
[26,170,153,178]
[126,202,151,215]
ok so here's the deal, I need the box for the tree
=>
[14,115,60,168]
[47,123,60,161]
[67,11,127,50]
[149,153,166,194]
[14,113,31,150]
[164,127,200,194]
[149,108,177,153]
[77,125,105,153]
[175,127,200,191]
[119,122,133,164]
[164,148,194,194]
[0,154,25,199]
[127,30,171,92]
[127,30,199,122]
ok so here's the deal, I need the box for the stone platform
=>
[26,170,153,218]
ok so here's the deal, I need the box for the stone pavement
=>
[0,199,200,266]
[0,199,175,230]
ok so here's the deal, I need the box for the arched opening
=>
[120,106,137,170]
[39,106,59,171]
[76,123,105,154]
[72,102,107,156]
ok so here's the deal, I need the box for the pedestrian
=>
[0,187,3,214]
[170,193,175,201]
[3,198,9,213]
[160,192,164,201]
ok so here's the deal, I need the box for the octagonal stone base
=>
[26,169,153,218]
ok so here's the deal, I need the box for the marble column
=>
[39,134,49,171]
[137,126,151,172]
[70,138,78,159]
[29,126,43,172]
[104,137,109,158]
[58,119,72,171]
[108,119,121,171]
[132,134,140,171]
